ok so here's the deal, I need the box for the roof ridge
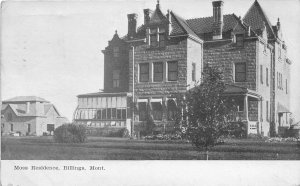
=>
[186,14,234,21]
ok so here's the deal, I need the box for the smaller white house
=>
[1,96,69,136]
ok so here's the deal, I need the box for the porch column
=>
[244,95,249,121]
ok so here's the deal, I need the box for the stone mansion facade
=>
[73,0,291,137]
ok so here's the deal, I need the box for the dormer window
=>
[113,47,119,57]
[236,34,244,47]
[112,70,120,88]
[149,27,166,48]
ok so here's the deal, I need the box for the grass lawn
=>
[1,136,300,160]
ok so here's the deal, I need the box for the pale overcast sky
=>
[1,0,300,121]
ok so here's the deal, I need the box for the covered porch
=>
[224,84,262,135]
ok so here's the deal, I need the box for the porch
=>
[224,84,262,135]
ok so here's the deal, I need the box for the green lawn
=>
[1,136,299,160]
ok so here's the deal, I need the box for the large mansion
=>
[73,0,291,137]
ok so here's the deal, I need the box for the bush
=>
[225,121,247,138]
[53,124,86,143]
[1,142,5,152]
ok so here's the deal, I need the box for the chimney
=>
[144,9,153,25]
[212,0,224,40]
[127,13,138,39]
[26,102,30,114]
[167,10,172,35]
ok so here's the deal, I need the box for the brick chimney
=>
[127,13,138,39]
[143,9,153,25]
[212,0,224,40]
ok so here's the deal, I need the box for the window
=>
[27,124,31,133]
[159,33,165,47]
[7,113,12,122]
[151,102,162,121]
[234,97,244,112]
[102,109,107,120]
[192,63,196,81]
[236,34,244,47]
[113,47,119,57]
[266,68,269,86]
[278,45,281,59]
[263,44,267,53]
[113,70,120,88]
[276,72,279,88]
[153,62,163,82]
[138,102,147,121]
[97,110,102,120]
[122,109,126,119]
[266,101,269,121]
[149,27,166,48]
[111,108,116,119]
[139,63,149,82]
[235,63,246,82]
[260,65,263,84]
[286,79,288,94]
[260,101,263,122]
[107,108,111,119]
[10,124,13,131]
[167,99,177,121]
[168,61,178,81]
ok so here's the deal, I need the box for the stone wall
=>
[203,39,257,90]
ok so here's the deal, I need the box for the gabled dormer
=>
[144,1,169,48]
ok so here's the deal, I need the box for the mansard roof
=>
[243,0,275,39]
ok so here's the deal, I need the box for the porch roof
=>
[77,92,132,98]
[223,84,261,99]
[277,103,290,113]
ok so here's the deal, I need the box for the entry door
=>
[28,124,31,133]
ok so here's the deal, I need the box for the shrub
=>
[1,142,5,152]
[225,121,247,138]
[53,124,86,143]
[118,128,130,138]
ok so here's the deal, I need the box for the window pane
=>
[138,102,147,121]
[122,109,126,119]
[117,109,122,119]
[150,34,157,47]
[140,64,149,82]
[151,102,162,121]
[235,63,246,82]
[154,62,163,82]
[192,63,196,81]
[168,61,178,81]
[112,108,116,119]
[159,34,165,47]
[236,34,244,46]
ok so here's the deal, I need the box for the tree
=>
[184,66,235,160]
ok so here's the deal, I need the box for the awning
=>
[137,99,148,103]
[150,98,162,104]
[277,103,290,113]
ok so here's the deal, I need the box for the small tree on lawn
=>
[185,65,234,160]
